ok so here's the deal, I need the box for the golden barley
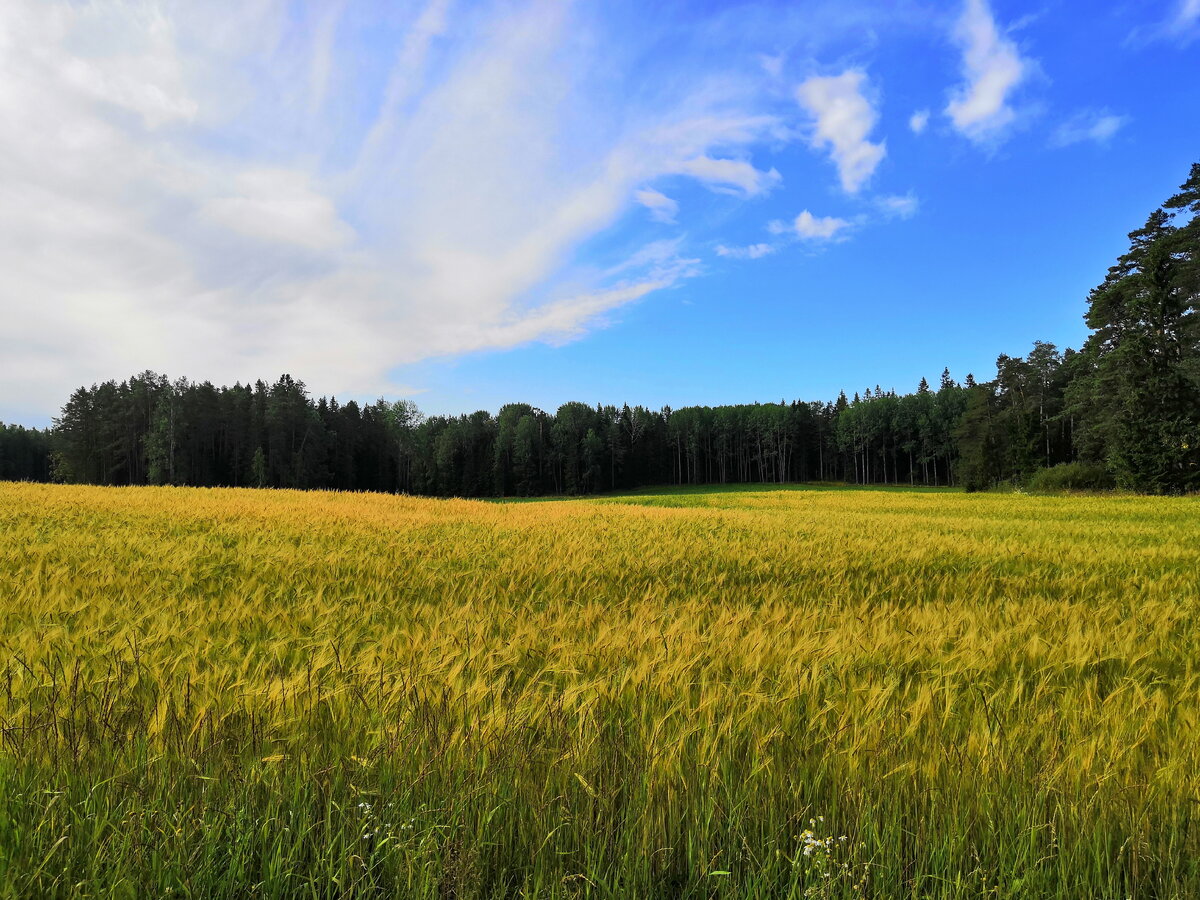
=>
[0,482,1198,897]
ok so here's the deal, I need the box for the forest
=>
[3,163,1197,496]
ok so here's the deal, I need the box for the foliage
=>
[955,383,1001,492]
[0,422,51,481]
[1,482,1199,896]
[44,375,974,496]
[1067,165,1200,493]
[1025,461,1116,493]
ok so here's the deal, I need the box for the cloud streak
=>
[672,156,782,197]
[716,242,776,260]
[876,193,920,219]
[635,188,680,224]
[1169,0,1200,39]
[1050,110,1129,148]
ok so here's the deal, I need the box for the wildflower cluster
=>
[786,817,868,897]
[355,800,416,848]
[800,817,846,860]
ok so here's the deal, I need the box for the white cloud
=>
[791,210,851,240]
[1050,110,1129,148]
[909,109,930,134]
[634,188,679,223]
[944,0,1032,143]
[0,0,801,421]
[764,209,851,245]
[716,242,776,260]
[671,156,782,196]
[876,193,920,219]
[795,70,886,193]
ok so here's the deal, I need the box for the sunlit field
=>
[2,481,1199,898]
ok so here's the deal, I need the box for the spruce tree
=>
[1076,165,1200,492]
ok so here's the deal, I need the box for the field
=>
[1,482,1199,898]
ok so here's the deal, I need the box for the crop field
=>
[1,482,1199,898]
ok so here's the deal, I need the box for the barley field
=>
[1,481,1199,898]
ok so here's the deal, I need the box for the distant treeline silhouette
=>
[4,163,1197,494]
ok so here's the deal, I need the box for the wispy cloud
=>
[909,109,930,134]
[796,70,886,193]
[759,53,785,79]
[604,238,698,281]
[1176,0,1200,31]
[307,1,348,119]
[730,189,914,262]
[672,156,782,197]
[635,188,679,224]
[1147,0,1200,43]
[1123,0,1200,46]
[944,0,1033,143]
[716,242,776,260]
[876,193,920,219]
[1050,110,1129,148]
[715,215,852,261]
[770,210,851,240]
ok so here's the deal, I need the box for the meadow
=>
[1,481,1198,898]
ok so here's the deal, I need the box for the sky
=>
[1,0,1198,426]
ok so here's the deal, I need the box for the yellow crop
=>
[1,481,1198,897]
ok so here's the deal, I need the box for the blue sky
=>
[1,0,1197,426]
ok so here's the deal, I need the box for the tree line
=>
[3,163,1197,495]
[0,423,52,483]
[23,369,974,496]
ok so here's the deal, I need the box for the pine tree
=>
[1074,167,1200,492]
